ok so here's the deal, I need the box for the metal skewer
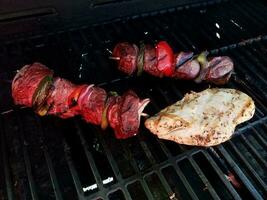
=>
[109,56,120,60]
[1,106,28,115]
[141,113,149,117]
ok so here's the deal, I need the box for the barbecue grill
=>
[0,0,267,199]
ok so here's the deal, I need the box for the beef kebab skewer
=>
[110,41,234,85]
[11,62,150,139]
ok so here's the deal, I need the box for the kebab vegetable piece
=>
[110,41,234,85]
[12,63,150,139]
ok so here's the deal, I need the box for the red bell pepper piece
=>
[155,41,174,76]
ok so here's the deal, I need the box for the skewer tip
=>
[109,56,120,60]
[106,48,113,55]
[141,113,149,117]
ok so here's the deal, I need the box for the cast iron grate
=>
[0,0,267,199]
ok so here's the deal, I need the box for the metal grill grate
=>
[0,0,267,199]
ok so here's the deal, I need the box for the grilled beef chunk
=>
[143,44,160,76]
[111,41,234,85]
[107,90,150,139]
[112,42,139,75]
[12,62,53,108]
[195,56,234,85]
[78,86,107,125]
[12,63,150,139]
[46,78,82,118]
[204,56,234,85]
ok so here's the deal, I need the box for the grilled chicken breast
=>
[145,88,255,146]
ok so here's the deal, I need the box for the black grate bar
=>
[136,135,157,165]
[238,47,267,76]
[173,164,200,200]
[43,147,64,200]
[128,178,154,200]
[169,84,184,99]
[229,51,267,87]
[251,128,267,148]
[0,119,15,200]
[139,179,155,200]
[188,157,221,199]
[252,124,267,147]
[202,150,242,200]
[140,95,201,200]
[144,90,165,152]
[156,170,178,200]
[63,140,84,197]
[216,145,264,200]
[93,129,133,200]
[230,3,264,30]
[157,87,175,104]
[241,1,267,26]
[15,114,39,200]
[141,98,200,199]
[118,140,143,174]
[33,116,64,200]
[247,46,267,72]
[227,80,263,120]
[159,22,189,50]
[73,120,105,191]
[228,78,265,120]
[227,140,267,193]
[145,93,161,111]
[79,29,90,44]
[234,49,267,83]
[68,31,82,55]
[220,6,252,39]
[54,33,76,77]
[230,77,267,115]
[232,116,267,137]
[126,178,152,199]
[160,15,198,50]
[150,16,193,50]
[239,134,267,169]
